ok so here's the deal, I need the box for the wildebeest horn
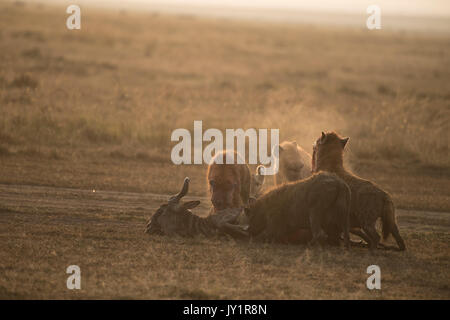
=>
[170,177,190,202]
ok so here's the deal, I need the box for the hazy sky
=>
[81,0,450,17]
[35,0,450,32]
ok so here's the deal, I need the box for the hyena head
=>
[250,165,265,198]
[209,168,238,211]
[207,151,243,211]
[146,177,200,236]
[278,141,305,181]
[312,132,349,173]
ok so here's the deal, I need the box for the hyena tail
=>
[382,198,406,251]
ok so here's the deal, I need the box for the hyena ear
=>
[321,132,327,143]
[272,144,282,156]
[341,137,349,148]
[182,201,200,210]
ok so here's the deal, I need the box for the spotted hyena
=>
[245,172,351,247]
[312,131,406,251]
[207,150,251,212]
[274,141,312,185]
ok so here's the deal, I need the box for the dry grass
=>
[0,184,449,299]
[0,1,449,299]
[0,2,449,165]
[0,1,448,211]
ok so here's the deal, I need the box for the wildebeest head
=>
[312,132,349,173]
[145,177,200,236]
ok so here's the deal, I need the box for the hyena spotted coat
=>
[312,131,406,251]
[245,172,351,247]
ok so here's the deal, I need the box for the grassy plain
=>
[0,1,449,299]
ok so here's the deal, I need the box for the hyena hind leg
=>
[325,225,341,246]
[308,211,327,246]
[362,225,380,252]
[341,223,350,249]
[349,228,371,247]
[391,224,406,251]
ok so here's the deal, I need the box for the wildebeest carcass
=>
[146,173,351,248]
[145,177,248,239]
